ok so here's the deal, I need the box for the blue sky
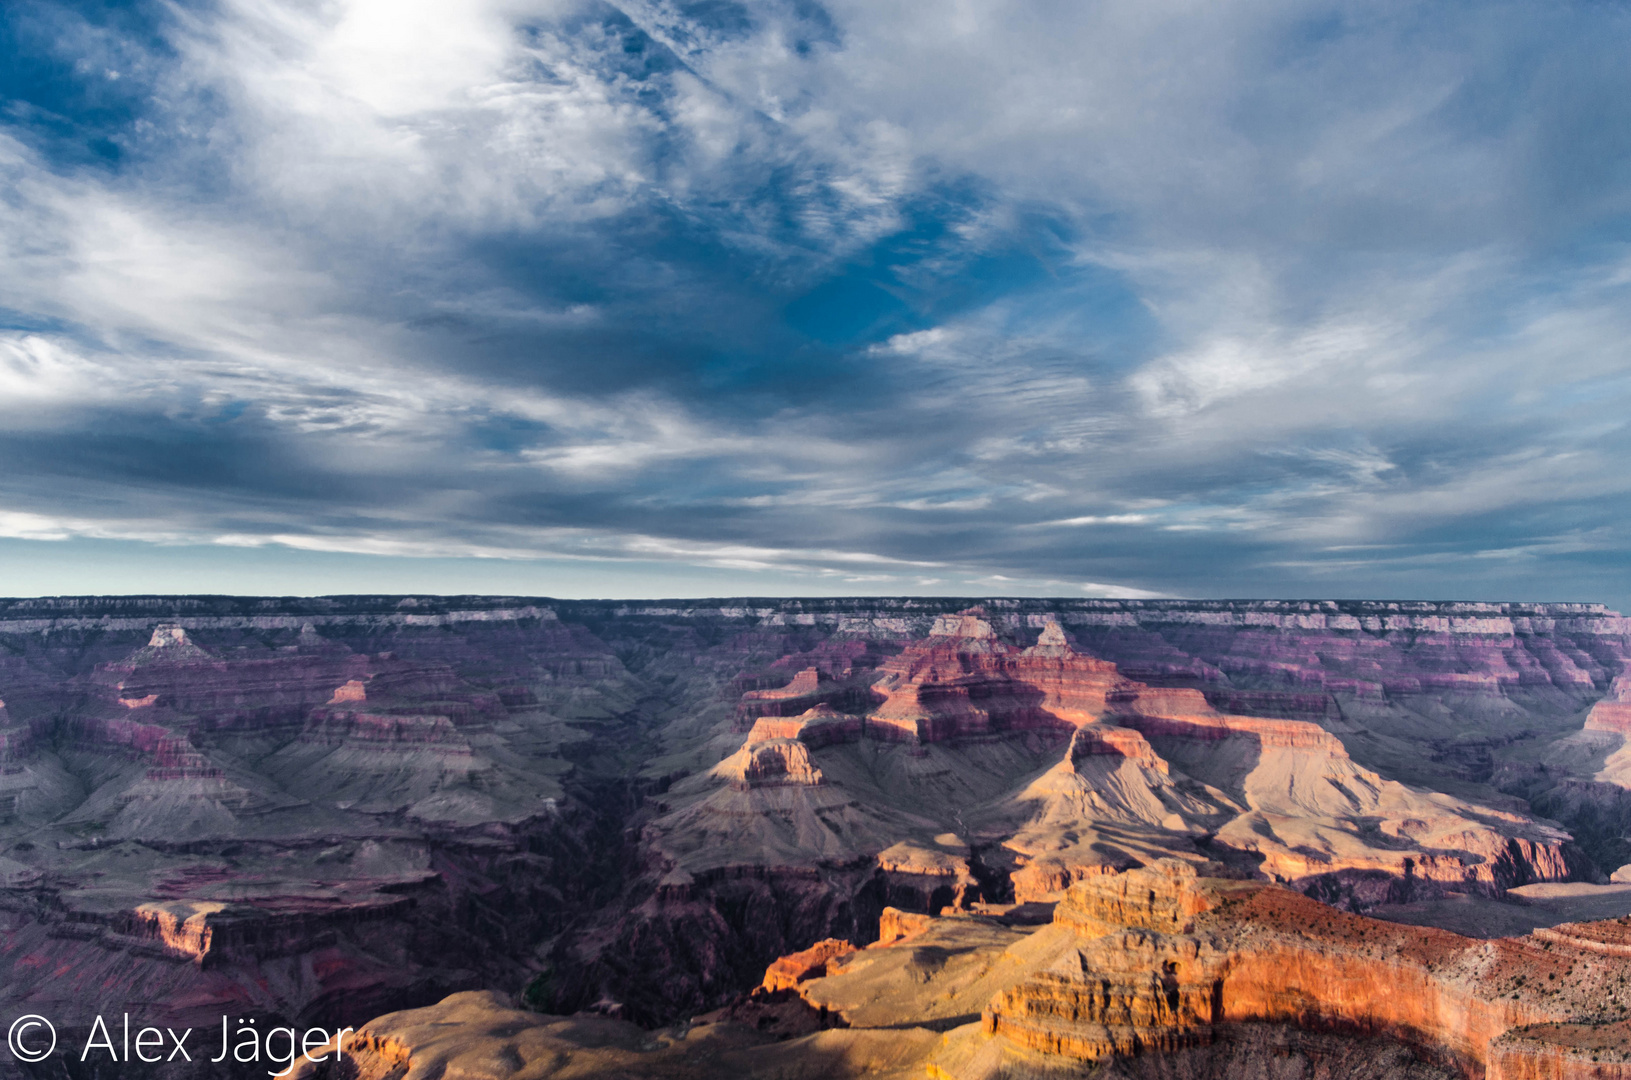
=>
[2,0,1630,603]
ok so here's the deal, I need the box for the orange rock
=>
[762,938,857,992]
[744,704,863,747]
[745,716,805,742]
[714,737,824,790]
[328,679,368,704]
[1009,857,1131,904]
[1066,723,1168,772]
[982,860,1631,1077]
[877,907,934,946]
[865,611,1133,742]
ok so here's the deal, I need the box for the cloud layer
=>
[2,0,1629,601]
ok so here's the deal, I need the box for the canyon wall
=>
[546,603,1617,1025]
[287,860,1631,1080]
[0,595,1624,1076]
[971,860,1631,1079]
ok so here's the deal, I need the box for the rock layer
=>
[968,859,1631,1079]
[559,607,1594,1025]
[0,601,641,1046]
[316,858,1631,1080]
[0,594,1623,1070]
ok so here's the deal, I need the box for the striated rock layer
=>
[964,859,1631,1079]
[554,607,1594,1025]
[0,594,1624,1068]
[0,600,646,1052]
[303,858,1631,1080]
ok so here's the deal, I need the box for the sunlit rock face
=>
[744,703,863,747]
[713,737,825,790]
[970,860,1631,1080]
[303,861,1631,1080]
[550,604,1614,1026]
[866,610,1129,742]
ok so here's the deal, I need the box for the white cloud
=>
[1030,514,1150,528]
[1080,582,1169,600]
[0,511,75,542]
[0,335,113,409]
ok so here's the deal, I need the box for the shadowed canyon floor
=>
[0,596,1628,1078]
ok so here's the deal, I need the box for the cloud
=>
[1080,582,1168,600]
[1,0,1630,603]
[1030,515,1151,528]
[0,334,110,407]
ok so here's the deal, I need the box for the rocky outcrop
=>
[738,666,823,718]
[970,860,1631,1077]
[762,937,858,992]
[877,905,935,946]
[713,737,825,790]
[1583,675,1631,736]
[877,840,982,911]
[733,665,882,732]
[744,703,863,747]
[129,899,227,962]
[866,612,1128,742]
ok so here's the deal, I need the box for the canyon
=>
[0,595,1628,1078]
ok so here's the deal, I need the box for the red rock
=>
[866,612,1131,742]
[734,668,836,730]
[982,860,1631,1076]
[714,738,824,790]
[876,907,935,946]
[762,938,857,992]
[744,703,863,748]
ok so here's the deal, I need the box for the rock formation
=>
[865,610,1128,742]
[713,736,825,790]
[958,859,1631,1079]
[306,856,1631,1079]
[0,594,1623,1076]
[0,600,640,1049]
[549,607,1594,1026]
[761,937,858,992]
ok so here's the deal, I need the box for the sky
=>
[1,0,1630,604]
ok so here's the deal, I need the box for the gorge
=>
[0,595,1627,1078]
